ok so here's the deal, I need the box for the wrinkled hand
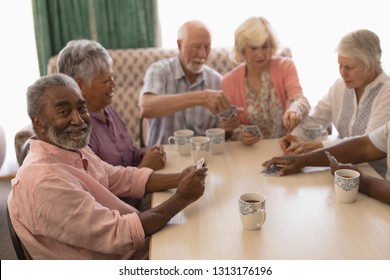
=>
[139,145,166,171]
[203,90,231,115]
[218,115,241,133]
[279,134,300,153]
[176,166,208,202]
[284,140,323,155]
[240,130,261,146]
[262,154,305,176]
[283,110,303,131]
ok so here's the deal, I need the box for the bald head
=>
[178,20,211,42]
[177,20,212,79]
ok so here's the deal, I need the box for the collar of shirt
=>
[28,138,89,172]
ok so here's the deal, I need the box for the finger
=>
[289,146,304,154]
[262,159,274,167]
[262,158,283,167]
[286,143,299,153]
[221,91,231,103]
[285,119,292,131]
[162,153,167,164]
[292,149,302,155]
[278,138,289,150]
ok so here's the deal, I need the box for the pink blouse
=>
[8,138,153,259]
[222,56,309,130]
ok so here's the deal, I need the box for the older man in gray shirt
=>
[139,20,235,145]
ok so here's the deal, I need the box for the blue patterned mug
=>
[302,123,323,141]
[239,193,266,230]
[206,128,225,154]
[168,129,194,156]
[190,136,211,163]
[334,169,360,203]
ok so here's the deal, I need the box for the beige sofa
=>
[14,47,238,165]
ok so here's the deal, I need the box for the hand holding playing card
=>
[324,151,338,164]
[196,157,205,169]
[240,125,263,146]
[218,106,244,120]
[260,164,284,176]
[242,125,263,137]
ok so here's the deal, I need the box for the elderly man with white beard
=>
[7,73,207,259]
[139,20,237,145]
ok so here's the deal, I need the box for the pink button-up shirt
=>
[8,138,153,259]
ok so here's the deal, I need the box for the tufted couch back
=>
[15,47,238,165]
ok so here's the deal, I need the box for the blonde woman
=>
[222,16,310,145]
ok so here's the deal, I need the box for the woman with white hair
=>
[222,16,310,145]
[280,29,390,152]
[279,29,390,177]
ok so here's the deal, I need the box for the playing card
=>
[324,151,338,164]
[260,164,283,176]
[218,106,237,120]
[242,125,263,138]
[196,157,205,169]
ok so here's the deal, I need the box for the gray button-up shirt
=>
[140,56,222,145]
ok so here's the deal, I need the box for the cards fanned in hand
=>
[218,106,238,120]
[261,164,283,176]
[242,125,263,138]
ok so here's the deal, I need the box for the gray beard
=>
[45,123,92,151]
[187,62,205,74]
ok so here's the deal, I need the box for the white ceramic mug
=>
[239,193,266,230]
[190,136,211,163]
[206,128,225,155]
[167,129,194,156]
[334,169,360,203]
[302,123,326,141]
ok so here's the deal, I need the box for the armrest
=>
[14,124,34,166]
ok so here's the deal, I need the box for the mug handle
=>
[321,129,328,140]
[256,209,266,227]
[168,136,177,150]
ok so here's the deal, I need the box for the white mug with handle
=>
[167,129,194,156]
[190,136,211,163]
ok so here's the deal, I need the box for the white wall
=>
[158,0,390,106]
[0,1,39,176]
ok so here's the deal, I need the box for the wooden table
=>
[150,139,390,259]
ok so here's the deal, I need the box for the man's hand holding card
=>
[217,105,244,120]
[216,106,244,136]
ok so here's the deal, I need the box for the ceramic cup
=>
[239,193,266,230]
[334,169,360,203]
[190,136,211,163]
[206,128,225,155]
[302,123,324,141]
[168,129,194,156]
